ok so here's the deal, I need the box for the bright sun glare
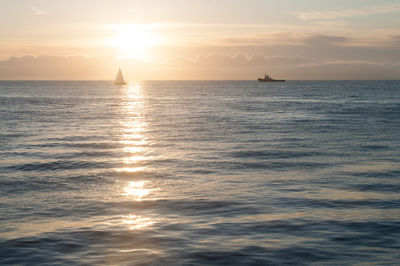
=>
[110,24,162,60]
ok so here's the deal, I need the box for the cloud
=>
[190,53,318,68]
[286,62,400,80]
[393,36,400,45]
[302,34,349,46]
[313,21,350,27]
[0,56,115,80]
[0,53,400,80]
[297,3,400,20]
[32,7,48,15]
[170,55,400,79]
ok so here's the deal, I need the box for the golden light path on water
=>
[123,181,151,199]
[122,215,155,230]
[117,83,154,230]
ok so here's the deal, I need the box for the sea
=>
[1,80,400,265]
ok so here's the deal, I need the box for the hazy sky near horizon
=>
[1,0,400,79]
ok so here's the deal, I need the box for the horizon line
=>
[1,79,400,82]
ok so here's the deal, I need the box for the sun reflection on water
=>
[123,181,152,200]
[116,83,150,172]
[122,215,154,230]
[117,83,156,203]
[124,125,146,133]
[123,155,153,164]
[123,146,146,153]
[120,138,148,146]
[116,167,146,173]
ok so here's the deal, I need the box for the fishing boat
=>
[114,68,127,85]
[258,73,285,82]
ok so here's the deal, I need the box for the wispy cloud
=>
[32,7,48,15]
[297,3,400,20]
[303,34,348,46]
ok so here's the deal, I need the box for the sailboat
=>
[114,68,127,85]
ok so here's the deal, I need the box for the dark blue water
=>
[1,80,400,265]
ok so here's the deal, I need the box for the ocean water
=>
[1,80,400,265]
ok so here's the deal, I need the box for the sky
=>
[1,0,400,80]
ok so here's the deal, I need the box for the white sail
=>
[114,68,126,85]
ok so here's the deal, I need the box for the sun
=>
[110,24,162,59]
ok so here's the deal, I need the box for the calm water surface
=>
[1,80,400,265]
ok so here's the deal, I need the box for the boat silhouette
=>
[258,74,285,82]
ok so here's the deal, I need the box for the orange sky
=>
[1,0,400,80]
